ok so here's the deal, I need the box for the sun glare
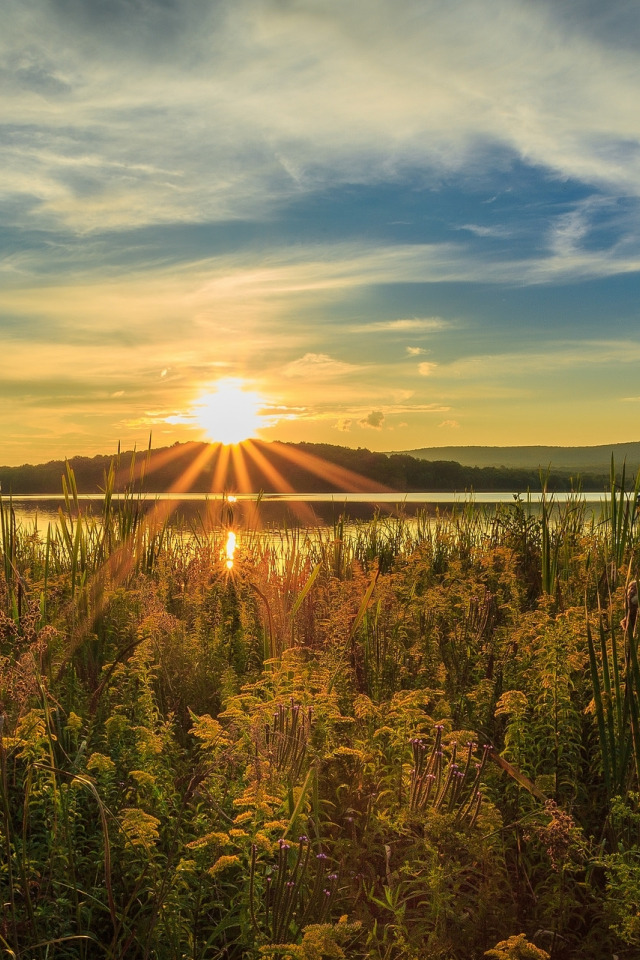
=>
[225,530,237,570]
[194,380,263,445]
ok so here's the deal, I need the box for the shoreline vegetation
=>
[0,439,628,495]
[2,457,640,958]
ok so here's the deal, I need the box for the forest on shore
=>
[0,440,611,495]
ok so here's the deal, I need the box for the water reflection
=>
[225,530,237,570]
[6,490,609,535]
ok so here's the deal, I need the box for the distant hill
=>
[394,442,640,475]
[0,440,612,495]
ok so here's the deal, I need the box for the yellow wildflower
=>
[208,855,240,876]
[87,753,116,776]
[120,808,161,850]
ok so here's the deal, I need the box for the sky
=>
[2,0,640,465]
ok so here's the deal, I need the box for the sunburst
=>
[194,379,264,445]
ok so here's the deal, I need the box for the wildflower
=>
[87,752,116,776]
[252,832,274,853]
[208,855,240,877]
[233,811,254,825]
[119,808,161,850]
[129,769,157,791]
[65,712,83,735]
[186,831,229,850]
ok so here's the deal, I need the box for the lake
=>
[5,490,612,533]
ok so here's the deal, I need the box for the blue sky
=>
[2,0,640,463]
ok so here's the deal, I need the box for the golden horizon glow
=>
[194,380,264,446]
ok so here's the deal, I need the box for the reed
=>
[2,478,640,957]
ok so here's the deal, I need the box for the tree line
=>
[0,440,609,495]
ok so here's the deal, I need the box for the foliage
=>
[1,464,640,958]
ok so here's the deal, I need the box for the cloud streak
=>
[4,0,640,237]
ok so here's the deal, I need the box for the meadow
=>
[2,461,640,959]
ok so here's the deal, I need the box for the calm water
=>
[6,490,611,532]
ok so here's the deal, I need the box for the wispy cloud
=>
[4,0,640,239]
[283,353,360,379]
[351,317,449,333]
[457,224,513,238]
[427,340,640,380]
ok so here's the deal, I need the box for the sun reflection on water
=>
[225,530,237,570]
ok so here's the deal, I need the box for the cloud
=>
[438,419,460,429]
[406,346,425,356]
[5,0,640,242]
[418,362,438,376]
[430,340,640,380]
[458,224,513,238]
[359,409,385,429]
[353,317,449,333]
[273,401,451,425]
[283,353,359,379]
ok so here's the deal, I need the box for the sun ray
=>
[60,435,402,671]
[242,439,295,493]
[117,440,200,488]
[211,443,232,493]
[169,443,217,493]
[62,443,226,670]
[243,439,319,526]
[269,441,391,493]
[230,443,252,493]
[115,443,218,553]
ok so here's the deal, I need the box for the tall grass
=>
[1,462,640,958]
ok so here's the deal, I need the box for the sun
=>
[193,379,264,445]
